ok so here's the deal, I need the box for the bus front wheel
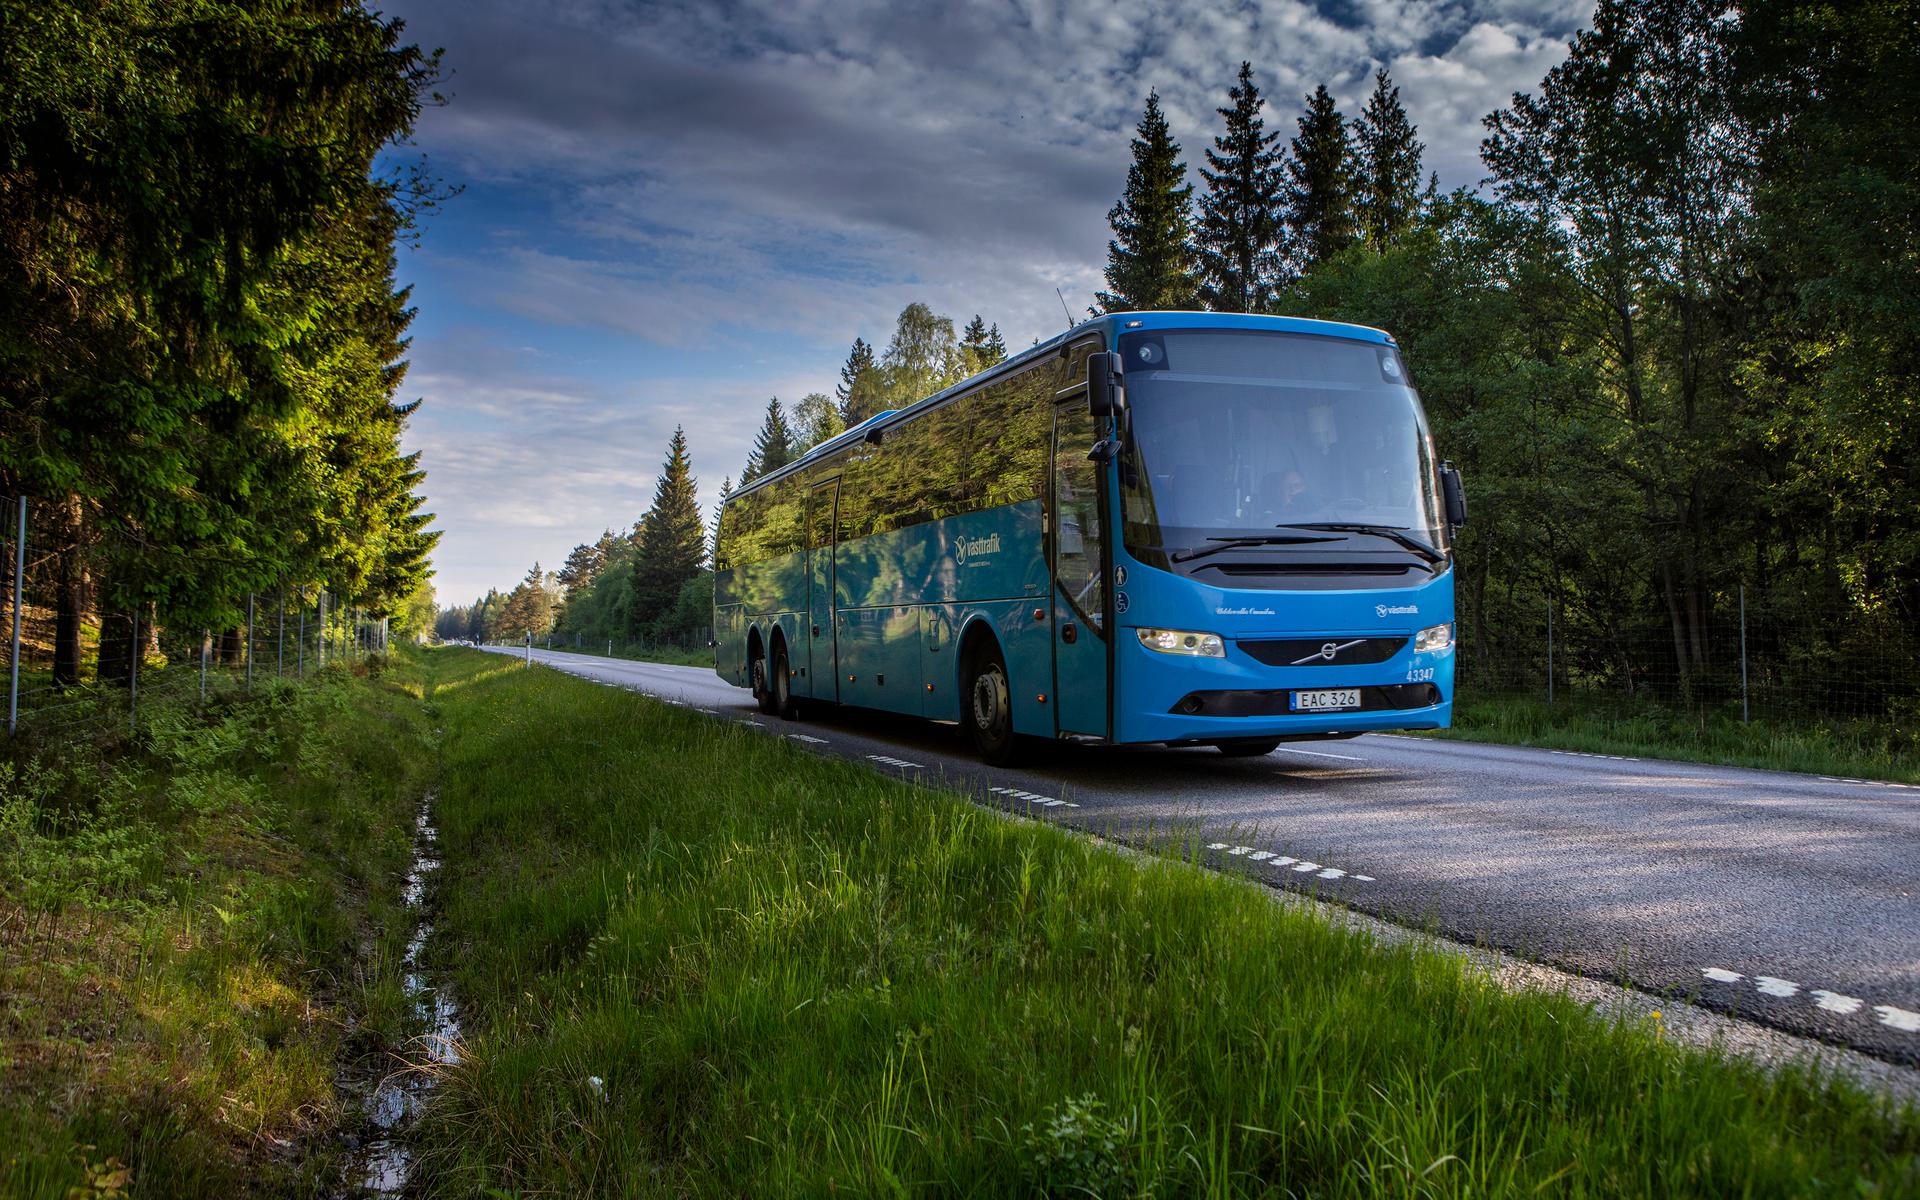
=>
[1212,737,1281,757]
[964,643,1024,765]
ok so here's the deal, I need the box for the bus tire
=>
[770,638,798,721]
[751,647,777,715]
[964,641,1024,765]
[1212,737,1281,757]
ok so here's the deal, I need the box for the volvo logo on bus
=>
[955,533,1002,564]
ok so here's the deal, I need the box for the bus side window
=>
[1053,402,1105,633]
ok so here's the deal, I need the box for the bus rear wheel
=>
[964,643,1024,766]
[751,647,777,715]
[1212,737,1281,758]
[770,639,798,720]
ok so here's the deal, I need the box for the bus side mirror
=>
[1087,352,1124,419]
[1441,462,1468,529]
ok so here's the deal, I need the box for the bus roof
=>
[730,310,1396,500]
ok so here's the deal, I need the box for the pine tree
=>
[1286,84,1359,270]
[629,427,705,636]
[835,336,884,425]
[959,314,1008,375]
[1354,70,1426,250]
[1097,91,1199,312]
[741,397,795,484]
[1197,62,1287,312]
[557,535,610,598]
[711,476,732,564]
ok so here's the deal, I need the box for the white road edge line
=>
[1271,746,1364,761]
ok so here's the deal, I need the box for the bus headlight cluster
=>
[1137,628,1225,658]
[1414,622,1454,654]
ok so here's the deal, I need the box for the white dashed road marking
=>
[988,785,1079,809]
[1877,1006,1920,1033]
[866,754,923,770]
[786,734,828,744]
[1272,746,1364,762]
[1206,843,1373,883]
[1702,966,1917,1033]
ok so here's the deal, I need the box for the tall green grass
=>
[414,648,1918,1197]
[1440,692,1920,783]
[0,658,435,1197]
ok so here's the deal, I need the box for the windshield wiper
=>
[1170,533,1343,564]
[1273,523,1446,566]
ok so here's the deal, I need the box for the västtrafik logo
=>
[955,533,1002,564]
[1376,604,1419,618]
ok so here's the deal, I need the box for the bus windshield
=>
[1116,329,1447,570]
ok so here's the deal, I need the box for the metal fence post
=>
[277,592,285,676]
[1545,597,1555,708]
[128,606,140,734]
[318,591,327,668]
[246,592,255,689]
[8,496,24,737]
[200,629,208,701]
[1740,584,1750,725]
[298,600,306,678]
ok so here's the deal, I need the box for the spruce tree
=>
[1286,84,1359,270]
[1096,91,1199,312]
[1354,70,1426,250]
[711,476,732,564]
[741,397,794,484]
[835,336,884,425]
[630,427,705,635]
[1197,62,1287,312]
[960,314,1008,374]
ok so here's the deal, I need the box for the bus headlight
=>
[1414,623,1454,654]
[1137,628,1225,658]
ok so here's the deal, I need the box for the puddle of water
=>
[347,794,462,1195]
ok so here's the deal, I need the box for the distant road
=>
[480,645,1920,1065]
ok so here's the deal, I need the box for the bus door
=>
[1051,401,1111,739]
[806,478,840,702]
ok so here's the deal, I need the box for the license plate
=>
[1292,688,1361,712]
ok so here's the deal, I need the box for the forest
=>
[463,0,1913,731]
[0,1,442,699]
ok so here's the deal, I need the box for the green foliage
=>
[1196,62,1286,313]
[0,0,443,636]
[0,659,433,1196]
[879,302,964,410]
[1097,91,1199,312]
[789,392,843,452]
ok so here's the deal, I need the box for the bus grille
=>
[1237,637,1406,666]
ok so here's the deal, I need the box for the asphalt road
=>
[479,645,1920,1066]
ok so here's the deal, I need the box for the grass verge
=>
[412,647,1917,1197]
[1438,692,1919,784]
[0,656,434,1196]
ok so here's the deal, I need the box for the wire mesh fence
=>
[2,495,392,739]
[1457,584,1916,730]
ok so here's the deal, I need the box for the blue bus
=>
[712,311,1466,764]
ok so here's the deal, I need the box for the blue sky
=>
[387,0,1595,606]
